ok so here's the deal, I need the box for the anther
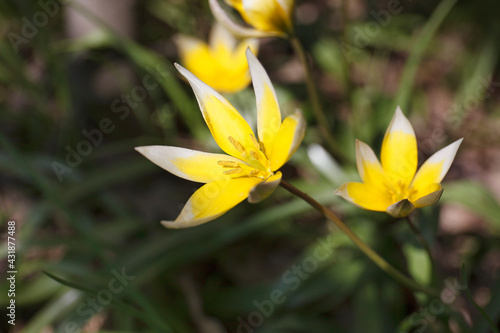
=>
[249,150,259,160]
[228,136,246,153]
[249,134,260,150]
[223,169,242,175]
[218,161,240,168]
[259,141,267,156]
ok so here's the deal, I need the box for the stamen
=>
[218,161,240,168]
[249,170,259,177]
[228,136,245,153]
[259,141,267,156]
[249,134,260,150]
[223,169,243,175]
[249,150,259,160]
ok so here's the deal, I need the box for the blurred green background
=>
[1,0,500,332]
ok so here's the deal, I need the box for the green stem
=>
[405,216,435,270]
[280,179,439,297]
[289,36,344,160]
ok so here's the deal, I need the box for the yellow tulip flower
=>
[209,0,294,38]
[136,49,305,228]
[335,107,463,218]
[175,23,258,93]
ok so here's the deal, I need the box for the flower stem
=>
[405,216,435,266]
[289,36,344,160]
[279,179,440,297]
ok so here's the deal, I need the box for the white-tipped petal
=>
[209,0,276,38]
[162,177,263,229]
[412,138,463,188]
[246,48,281,153]
[268,110,305,171]
[135,146,242,183]
[387,106,415,136]
[276,0,294,14]
[241,0,293,34]
[335,182,393,212]
[175,63,257,160]
[209,22,237,50]
[355,140,387,191]
[381,107,418,187]
[174,35,204,55]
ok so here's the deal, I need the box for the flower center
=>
[217,135,273,180]
[385,180,417,203]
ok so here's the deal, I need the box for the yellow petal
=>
[240,0,293,33]
[380,107,418,188]
[211,0,274,38]
[135,146,245,183]
[248,171,282,203]
[161,177,263,228]
[175,63,259,160]
[267,111,305,171]
[410,138,463,196]
[226,0,244,12]
[246,49,281,153]
[176,26,255,93]
[355,140,387,192]
[335,182,393,212]
[175,35,214,84]
[277,0,294,14]
[210,22,237,52]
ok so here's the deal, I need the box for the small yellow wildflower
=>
[335,107,463,218]
[175,23,258,93]
[136,49,305,228]
[209,0,294,38]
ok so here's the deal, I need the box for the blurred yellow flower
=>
[136,50,305,228]
[175,23,258,93]
[209,0,294,38]
[335,107,463,218]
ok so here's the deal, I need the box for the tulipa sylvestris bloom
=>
[136,49,305,228]
[175,23,258,93]
[209,0,294,38]
[335,107,463,218]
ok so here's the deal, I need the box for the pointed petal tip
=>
[455,137,464,146]
[245,47,261,73]
[174,63,190,78]
[445,137,464,156]
[160,220,176,229]
[387,106,414,135]
[412,137,464,186]
[245,46,255,57]
[161,219,206,229]
[161,220,199,229]
[134,145,152,156]
[355,139,368,147]
[355,139,382,170]
[334,183,348,197]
